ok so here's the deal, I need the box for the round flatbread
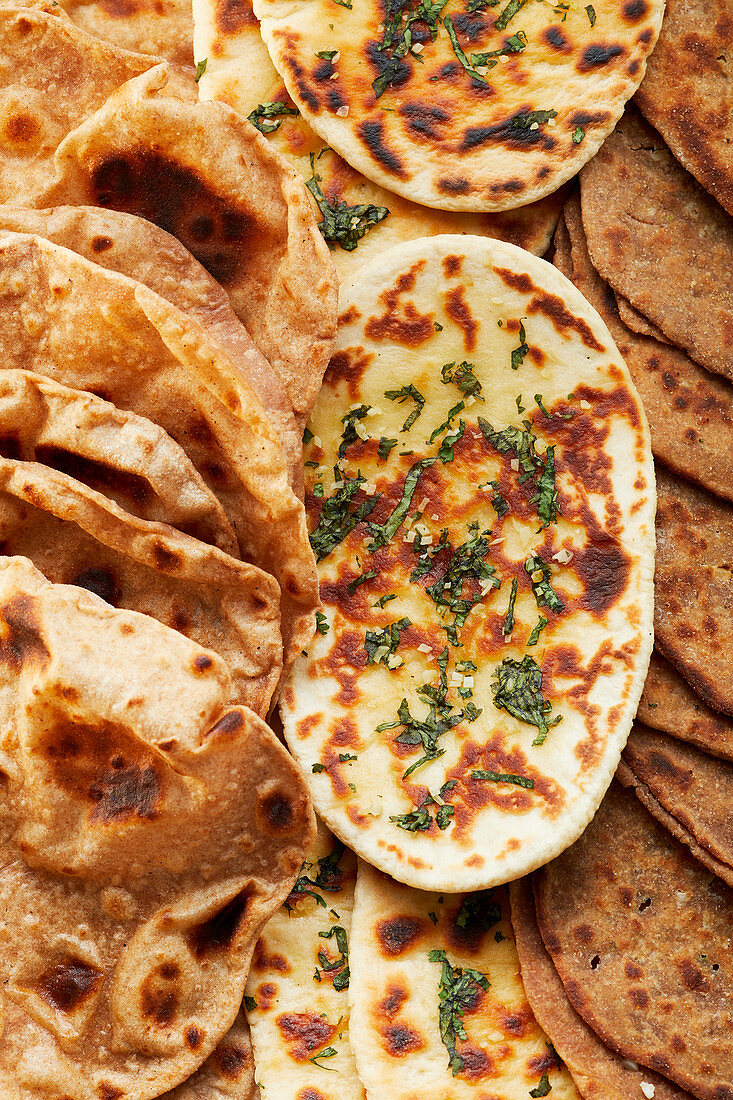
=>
[281,235,655,892]
[252,0,663,212]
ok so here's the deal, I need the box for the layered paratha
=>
[0,555,314,1100]
[252,0,663,212]
[638,651,733,762]
[349,860,580,1099]
[281,235,655,891]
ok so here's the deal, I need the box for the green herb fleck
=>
[525,554,564,613]
[436,420,465,463]
[309,473,380,562]
[195,57,207,81]
[471,769,534,789]
[494,0,528,30]
[317,925,350,990]
[442,14,489,83]
[373,592,398,608]
[247,99,299,133]
[316,48,339,59]
[306,153,389,251]
[526,615,548,646]
[425,522,500,645]
[367,457,437,550]
[338,403,370,456]
[455,892,502,931]
[364,617,412,666]
[428,911,438,924]
[385,384,426,432]
[585,3,596,25]
[372,0,448,97]
[390,789,455,832]
[572,126,585,144]
[428,400,466,445]
[503,577,518,636]
[511,321,529,370]
[429,950,490,1075]
[434,320,444,331]
[339,753,357,763]
[491,655,561,744]
[285,840,346,912]
[471,29,527,66]
[312,763,327,773]
[244,995,258,1011]
[347,569,377,595]
[532,446,559,528]
[303,427,314,445]
[316,610,330,635]
[378,436,399,460]
[479,479,509,517]
[530,1073,552,1097]
[309,1046,338,1070]
[511,108,558,133]
[441,360,484,400]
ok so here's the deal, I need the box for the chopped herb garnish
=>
[585,3,596,25]
[309,1046,338,1070]
[525,554,564,613]
[316,610,330,635]
[532,445,559,528]
[436,420,465,463]
[285,840,346,912]
[503,577,518,636]
[195,57,207,81]
[441,360,484,401]
[511,108,558,132]
[442,14,489,84]
[247,100,299,133]
[333,0,352,7]
[317,925,350,990]
[372,0,448,97]
[471,29,527,66]
[471,769,534,789]
[367,457,437,550]
[428,400,465,445]
[390,789,455,831]
[491,655,562,744]
[455,892,502,931]
[313,482,324,498]
[303,427,314,445]
[347,569,377,595]
[306,153,389,251]
[310,472,380,562]
[385,384,426,432]
[424,522,500,645]
[478,418,557,527]
[378,436,399,460]
[428,911,438,924]
[339,753,357,763]
[494,0,528,30]
[573,126,585,143]
[373,592,398,608]
[429,949,490,1076]
[316,48,339,59]
[304,460,320,469]
[434,320,444,331]
[526,615,548,646]
[338,403,370,456]
[530,1072,552,1097]
[364,617,412,666]
[479,479,509,517]
[312,763,327,773]
[244,995,258,1011]
[511,321,529,370]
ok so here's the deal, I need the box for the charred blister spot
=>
[193,653,214,673]
[437,176,471,195]
[624,959,643,979]
[445,285,477,351]
[358,118,409,180]
[677,957,709,992]
[215,1042,250,1080]
[365,265,433,347]
[188,890,251,958]
[542,25,570,51]
[365,39,411,95]
[575,537,631,616]
[577,43,626,72]
[257,788,296,833]
[277,1012,336,1061]
[37,956,103,1013]
[375,914,427,956]
[381,1022,424,1056]
[378,983,408,1018]
[400,100,450,143]
[628,987,649,1008]
[574,923,593,945]
[185,1024,203,1050]
[443,255,463,278]
[215,0,256,34]
[459,1044,493,1080]
[72,567,121,607]
[462,112,556,153]
[91,236,113,253]
[324,347,374,400]
[498,1007,533,1037]
[152,542,183,571]
[297,1089,327,1100]
[0,594,50,670]
[622,0,648,19]
[0,434,21,459]
[208,709,244,738]
[35,445,154,510]
[141,964,180,1028]
[253,940,292,974]
[98,1085,124,1100]
[5,113,39,144]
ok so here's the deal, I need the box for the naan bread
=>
[535,782,733,1100]
[555,194,733,502]
[0,368,237,555]
[0,457,281,714]
[0,206,301,488]
[0,555,314,1100]
[580,107,733,381]
[281,235,655,891]
[510,877,693,1100]
[349,860,580,1098]
[244,820,364,1099]
[636,0,733,215]
[193,0,566,277]
[252,0,663,212]
[0,230,317,672]
[638,651,733,762]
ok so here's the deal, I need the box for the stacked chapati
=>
[0,0,731,1096]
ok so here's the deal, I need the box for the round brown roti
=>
[638,651,733,762]
[252,0,663,212]
[535,781,733,1100]
[161,1009,261,1099]
[281,234,655,892]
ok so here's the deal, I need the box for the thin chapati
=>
[282,235,655,892]
[349,860,580,1099]
[580,107,733,381]
[655,463,733,715]
[614,292,671,345]
[0,457,281,714]
[622,724,733,885]
[555,194,733,502]
[162,1010,261,1099]
[0,555,314,1100]
[636,0,733,215]
[0,230,317,671]
[252,0,663,212]
[0,206,301,487]
[535,782,733,1100]
[510,877,694,1100]
[193,0,566,276]
[244,820,364,1100]
[0,368,237,555]
[638,651,733,762]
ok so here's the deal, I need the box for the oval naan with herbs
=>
[252,0,663,212]
[281,235,655,892]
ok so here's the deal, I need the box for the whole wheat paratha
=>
[614,292,671,344]
[635,0,733,215]
[655,463,733,716]
[282,235,655,892]
[0,206,301,488]
[349,860,580,1098]
[0,230,317,672]
[638,651,733,762]
[0,457,281,714]
[0,555,315,1100]
[252,0,663,212]
[555,195,733,502]
[580,107,733,381]
[535,782,733,1100]
[509,877,694,1100]
[162,1009,261,1099]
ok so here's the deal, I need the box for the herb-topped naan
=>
[252,0,663,211]
[281,236,655,891]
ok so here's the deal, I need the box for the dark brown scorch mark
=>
[37,956,102,1013]
[188,890,250,958]
[445,285,477,351]
[375,914,427,956]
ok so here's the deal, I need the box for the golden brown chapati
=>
[638,651,733,762]
[636,0,733,215]
[0,457,281,714]
[252,0,663,212]
[580,107,733,381]
[0,555,314,1100]
[555,195,733,502]
[655,463,733,716]
[510,876,693,1100]
[614,291,671,344]
[162,1009,261,1099]
[535,781,733,1100]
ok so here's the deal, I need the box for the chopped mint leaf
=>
[317,925,350,990]
[367,457,437,550]
[494,0,528,31]
[347,569,377,595]
[309,472,380,561]
[585,4,596,25]
[247,100,299,133]
[442,14,489,83]
[195,57,207,81]
[573,126,585,144]
[429,949,490,1075]
[526,615,548,646]
[525,554,564,613]
[373,592,398,608]
[378,436,399,460]
[316,610,330,635]
[441,360,484,401]
[503,577,518,636]
[244,995,258,1011]
[307,153,389,251]
[385,384,425,432]
[364,617,412,666]
[491,655,562,744]
[471,769,534,789]
[530,1072,552,1097]
[511,321,529,370]
[338,403,370,457]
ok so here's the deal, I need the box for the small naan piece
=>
[0,206,301,487]
[622,725,733,886]
[350,861,580,1099]
[0,368,237,555]
[614,292,671,344]
[580,108,733,381]
[193,0,565,277]
[162,1009,261,1099]
[535,782,733,1100]
[655,464,733,715]
[243,821,364,1100]
[252,0,663,213]
[556,195,733,502]
[0,457,281,714]
[282,235,655,892]
[638,651,733,762]
[510,877,693,1100]
[0,230,317,671]
[636,0,733,215]
[0,555,314,1100]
